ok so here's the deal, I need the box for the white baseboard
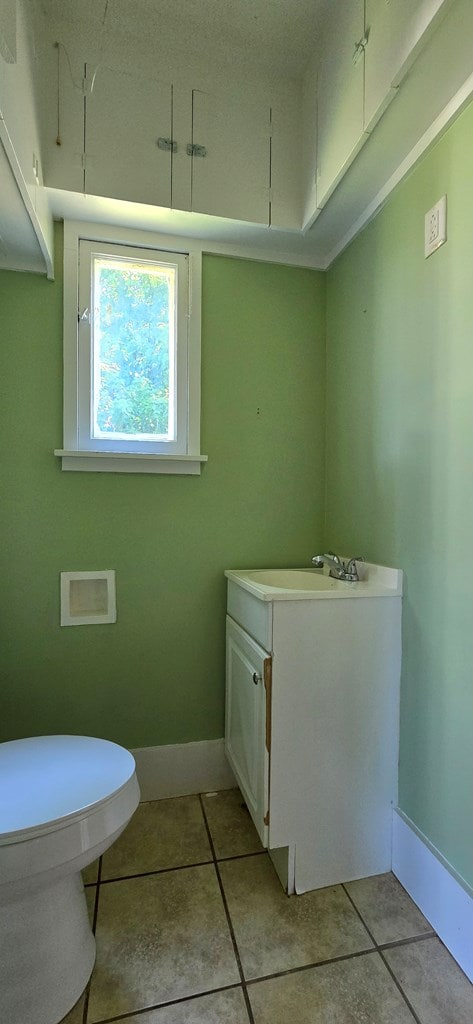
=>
[130,738,236,802]
[392,808,473,982]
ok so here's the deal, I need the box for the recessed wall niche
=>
[60,570,116,626]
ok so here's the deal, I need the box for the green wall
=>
[3,100,473,892]
[0,236,326,748]
[325,101,473,887]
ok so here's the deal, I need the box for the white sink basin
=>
[225,564,403,601]
[241,569,340,591]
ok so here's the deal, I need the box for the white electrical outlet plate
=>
[425,195,447,258]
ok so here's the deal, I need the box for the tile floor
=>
[65,788,473,1024]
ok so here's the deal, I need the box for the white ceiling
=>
[39,0,329,78]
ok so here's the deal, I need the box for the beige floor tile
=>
[249,951,416,1023]
[345,873,432,944]
[114,987,249,1023]
[60,994,85,1024]
[101,796,212,880]
[82,859,100,884]
[85,884,96,926]
[202,789,263,859]
[219,854,373,980]
[87,865,240,1022]
[384,936,473,1023]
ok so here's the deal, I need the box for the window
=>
[55,224,207,475]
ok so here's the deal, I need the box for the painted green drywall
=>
[326,101,473,887]
[0,232,326,748]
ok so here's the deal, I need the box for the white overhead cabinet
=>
[1,1,464,268]
[310,0,454,223]
[0,0,53,276]
[190,88,270,225]
[270,96,303,230]
[1,4,41,210]
[315,0,366,210]
[364,0,415,130]
[51,58,275,226]
[364,0,453,131]
[84,65,173,208]
[43,40,84,195]
[0,0,16,63]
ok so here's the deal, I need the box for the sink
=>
[225,564,403,601]
[242,569,339,591]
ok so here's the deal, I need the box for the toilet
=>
[0,734,140,1024]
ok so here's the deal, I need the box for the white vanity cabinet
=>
[225,617,271,846]
[225,565,403,895]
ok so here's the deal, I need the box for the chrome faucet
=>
[311,552,363,582]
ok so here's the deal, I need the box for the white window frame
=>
[55,221,207,475]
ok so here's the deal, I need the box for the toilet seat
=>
[0,734,140,1024]
[0,734,136,844]
[0,735,140,895]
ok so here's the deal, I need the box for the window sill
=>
[54,450,208,475]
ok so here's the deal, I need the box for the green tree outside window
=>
[94,261,173,438]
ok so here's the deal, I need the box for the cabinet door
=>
[190,88,270,225]
[316,0,365,209]
[270,91,303,230]
[0,0,40,204]
[225,616,270,845]
[0,0,53,276]
[364,0,452,130]
[85,64,172,207]
[0,0,15,64]
[42,39,85,194]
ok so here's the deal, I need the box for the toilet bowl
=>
[0,734,140,1024]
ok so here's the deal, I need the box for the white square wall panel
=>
[60,570,116,626]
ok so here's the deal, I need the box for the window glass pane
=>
[91,256,176,441]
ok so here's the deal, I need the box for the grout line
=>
[93,850,267,887]
[85,983,243,1024]
[82,856,103,1024]
[340,884,377,947]
[245,946,378,986]
[199,795,255,1024]
[379,931,437,951]
[217,849,267,863]
[98,859,214,884]
[92,857,102,932]
[341,884,423,1024]
[378,951,423,1024]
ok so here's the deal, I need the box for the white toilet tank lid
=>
[0,735,136,838]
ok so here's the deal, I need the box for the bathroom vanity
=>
[224,563,402,894]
